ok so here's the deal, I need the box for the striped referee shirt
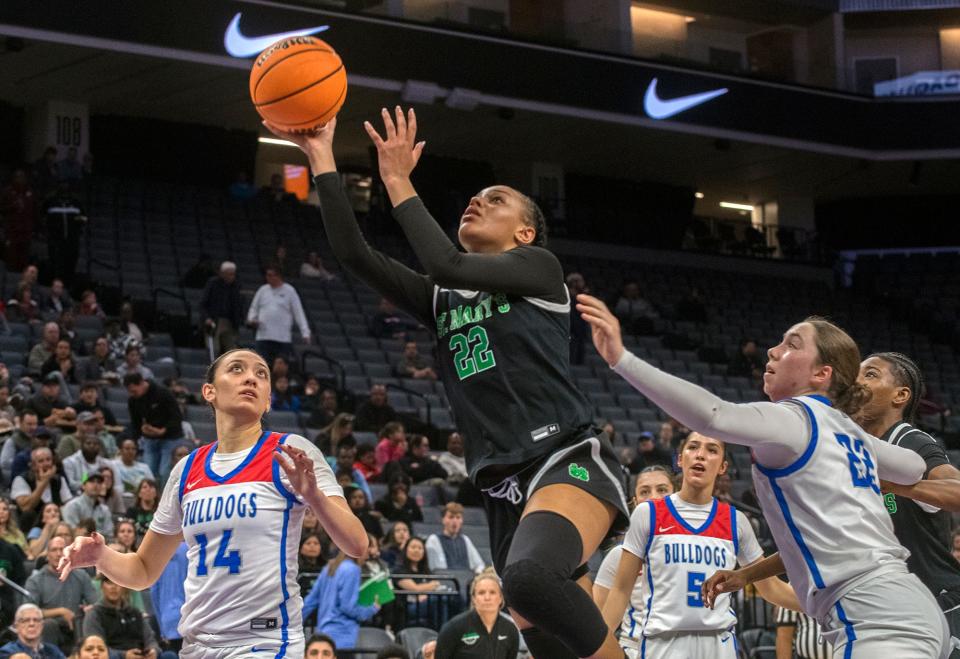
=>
[775,606,832,659]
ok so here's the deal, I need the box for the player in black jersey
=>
[265,110,630,659]
[857,352,960,655]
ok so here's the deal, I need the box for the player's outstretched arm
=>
[364,106,424,207]
[702,553,786,609]
[600,548,643,634]
[59,530,183,590]
[881,462,960,511]
[276,444,367,558]
[577,293,807,467]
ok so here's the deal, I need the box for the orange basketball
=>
[249,36,347,132]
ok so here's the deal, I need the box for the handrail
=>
[386,382,432,427]
[300,348,346,392]
[152,287,192,324]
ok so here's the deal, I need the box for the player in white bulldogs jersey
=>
[601,433,799,659]
[578,296,950,658]
[59,349,368,659]
[593,466,675,658]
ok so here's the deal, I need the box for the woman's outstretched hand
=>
[262,118,337,175]
[364,106,423,206]
[576,294,625,368]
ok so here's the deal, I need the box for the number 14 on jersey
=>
[195,530,241,575]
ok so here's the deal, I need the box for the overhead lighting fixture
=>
[258,137,298,147]
[719,201,754,211]
[685,16,696,23]
[694,191,704,199]
[402,80,445,105]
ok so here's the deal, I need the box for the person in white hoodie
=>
[246,264,311,366]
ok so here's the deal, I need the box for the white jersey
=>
[151,432,341,654]
[595,545,646,649]
[751,395,910,620]
[623,493,762,636]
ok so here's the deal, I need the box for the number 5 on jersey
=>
[195,530,241,575]
[449,326,496,380]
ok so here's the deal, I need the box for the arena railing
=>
[385,383,433,427]
[299,348,346,393]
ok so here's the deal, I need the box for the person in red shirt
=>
[375,422,406,468]
[353,443,381,482]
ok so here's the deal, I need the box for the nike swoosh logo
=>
[721,634,731,644]
[497,635,508,640]
[643,77,728,120]
[187,478,203,489]
[224,12,330,58]
[657,525,674,533]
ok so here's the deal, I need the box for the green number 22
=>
[449,326,496,380]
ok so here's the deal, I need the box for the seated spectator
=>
[425,503,484,574]
[70,384,118,432]
[375,422,407,469]
[625,431,673,473]
[380,521,411,570]
[302,550,380,650]
[399,435,447,484]
[370,298,419,340]
[728,337,765,381]
[327,444,372,502]
[713,472,734,505]
[164,377,199,407]
[0,604,65,659]
[115,439,154,494]
[356,385,399,434]
[118,302,144,344]
[116,344,153,381]
[76,290,105,319]
[305,385,339,428]
[228,172,256,202]
[125,477,159,539]
[125,373,184,484]
[614,280,659,334]
[26,536,98,651]
[362,532,391,581]
[0,385,15,421]
[1,410,38,483]
[60,473,113,537]
[0,497,29,558]
[97,466,125,516]
[0,363,10,389]
[149,541,187,651]
[437,432,467,485]
[61,428,120,496]
[271,375,301,412]
[78,338,119,385]
[270,356,301,395]
[58,310,85,356]
[83,575,175,659]
[27,374,74,427]
[393,341,437,380]
[27,502,61,559]
[41,279,73,318]
[57,411,98,460]
[431,571,518,658]
[345,486,382,538]
[395,537,444,628]
[7,283,41,324]
[110,518,137,554]
[374,480,423,529]
[12,447,73,531]
[315,413,355,456]
[305,634,337,659]
[28,322,61,376]
[73,635,109,659]
[10,427,58,485]
[353,443,381,483]
[299,532,327,585]
[301,251,337,281]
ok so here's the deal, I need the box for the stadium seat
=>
[397,627,437,657]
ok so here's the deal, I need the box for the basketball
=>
[249,36,347,132]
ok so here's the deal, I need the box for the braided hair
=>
[518,193,548,248]
[868,352,925,423]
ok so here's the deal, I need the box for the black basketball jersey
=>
[881,422,960,599]
[432,286,595,479]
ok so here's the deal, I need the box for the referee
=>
[857,352,960,656]
[775,607,832,659]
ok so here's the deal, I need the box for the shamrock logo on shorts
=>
[568,463,590,482]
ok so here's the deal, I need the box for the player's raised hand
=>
[364,106,425,184]
[275,443,320,500]
[262,118,338,175]
[701,569,746,609]
[59,532,106,581]
[576,294,625,367]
